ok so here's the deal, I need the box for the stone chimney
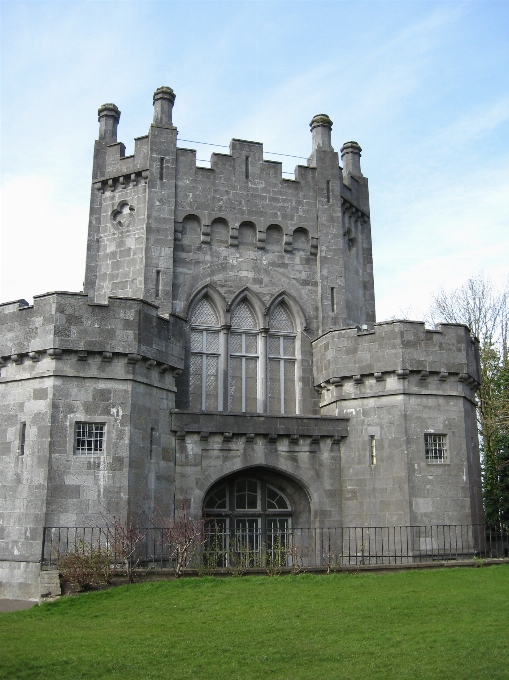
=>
[97,103,120,143]
[310,114,333,152]
[341,141,362,177]
[153,86,176,127]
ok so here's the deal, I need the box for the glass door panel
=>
[235,518,261,566]
[205,518,229,568]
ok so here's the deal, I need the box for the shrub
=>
[57,541,112,590]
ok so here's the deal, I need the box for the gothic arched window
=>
[268,304,296,415]
[229,301,259,413]
[190,298,221,411]
[203,477,292,565]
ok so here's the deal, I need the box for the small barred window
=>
[74,422,105,455]
[425,434,447,463]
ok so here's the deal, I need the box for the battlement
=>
[0,292,184,369]
[312,320,480,392]
[91,87,369,215]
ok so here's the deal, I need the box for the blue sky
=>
[1,0,508,320]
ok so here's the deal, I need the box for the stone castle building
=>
[1,87,483,599]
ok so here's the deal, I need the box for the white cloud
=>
[0,177,88,304]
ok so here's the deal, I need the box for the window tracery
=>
[190,297,221,411]
[230,301,259,413]
[268,303,297,415]
[188,295,300,414]
[203,478,292,566]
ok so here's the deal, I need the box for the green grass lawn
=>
[1,566,508,680]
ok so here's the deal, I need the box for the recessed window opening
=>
[326,180,331,203]
[155,270,161,298]
[149,427,155,460]
[188,295,299,416]
[245,155,250,180]
[159,157,165,181]
[74,422,105,455]
[370,435,376,465]
[190,298,221,412]
[425,434,447,463]
[19,422,26,456]
[203,478,292,567]
[230,302,259,413]
[331,287,336,312]
[268,304,296,415]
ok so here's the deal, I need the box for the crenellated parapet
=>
[0,293,184,373]
[312,320,480,407]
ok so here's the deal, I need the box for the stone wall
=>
[314,321,483,527]
[84,91,376,335]
[170,412,348,527]
[0,293,184,598]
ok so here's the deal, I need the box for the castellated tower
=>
[0,87,483,600]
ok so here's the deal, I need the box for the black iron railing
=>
[41,524,509,571]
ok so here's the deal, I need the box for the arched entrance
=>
[202,467,311,567]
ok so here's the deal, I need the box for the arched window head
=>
[269,304,294,332]
[266,485,290,510]
[231,301,257,329]
[192,298,219,326]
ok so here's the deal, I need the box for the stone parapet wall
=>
[101,134,150,181]
[312,320,480,393]
[0,293,184,370]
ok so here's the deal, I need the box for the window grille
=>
[190,297,221,411]
[425,434,447,463]
[231,302,256,329]
[229,306,259,412]
[74,422,105,455]
[192,298,219,326]
[203,478,292,568]
[268,313,296,414]
[269,304,294,332]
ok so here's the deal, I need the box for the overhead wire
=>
[177,138,307,160]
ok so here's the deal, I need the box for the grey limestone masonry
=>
[1,87,483,599]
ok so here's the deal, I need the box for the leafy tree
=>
[427,275,508,525]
